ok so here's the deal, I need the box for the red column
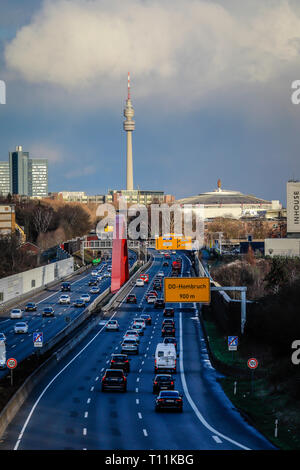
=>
[111,214,129,293]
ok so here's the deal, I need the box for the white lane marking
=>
[83,428,87,435]
[179,311,250,450]
[95,376,99,381]
[212,435,222,443]
[143,429,148,437]
[136,377,140,382]
[138,412,142,419]
[136,399,139,404]
[13,309,119,450]
[84,412,88,418]
[87,398,91,404]
[141,361,144,365]
[139,368,142,373]
[90,386,94,392]
[136,388,139,393]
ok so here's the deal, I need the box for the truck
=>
[154,343,177,373]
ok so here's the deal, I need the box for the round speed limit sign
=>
[247,358,258,369]
[7,358,17,369]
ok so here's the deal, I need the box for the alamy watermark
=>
[291,340,300,365]
[95,200,205,249]
[0,80,6,104]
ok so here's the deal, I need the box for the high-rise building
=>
[0,146,49,198]
[29,158,48,198]
[0,162,10,196]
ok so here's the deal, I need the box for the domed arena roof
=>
[176,181,272,206]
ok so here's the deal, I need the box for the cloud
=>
[65,164,96,179]
[28,142,62,162]
[4,0,300,111]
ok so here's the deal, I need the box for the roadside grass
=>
[204,318,300,450]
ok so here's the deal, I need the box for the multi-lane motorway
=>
[0,251,275,450]
[0,252,137,380]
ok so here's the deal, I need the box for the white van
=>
[154,343,176,373]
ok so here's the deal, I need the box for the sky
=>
[0,0,300,205]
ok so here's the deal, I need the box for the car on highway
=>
[147,295,157,304]
[88,279,98,286]
[25,302,37,311]
[124,330,140,342]
[133,318,146,330]
[91,270,98,276]
[154,299,165,309]
[157,271,165,277]
[73,299,85,308]
[14,322,29,334]
[61,282,71,292]
[0,333,6,342]
[140,274,149,283]
[10,308,23,319]
[104,272,111,278]
[130,324,144,336]
[163,307,175,317]
[121,338,139,355]
[146,291,158,300]
[162,319,175,328]
[163,261,169,267]
[110,354,130,373]
[162,325,175,337]
[163,337,177,350]
[140,313,152,325]
[42,307,55,317]
[90,286,100,294]
[153,374,175,394]
[59,294,70,304]
[136,278,144,287]
[172,251,176,255]
[153,282,162,291]
[80,294,91,303]
[106,320,119,331]
[126,294,137,303]
[101,369,127,392]
[155,390,183,412]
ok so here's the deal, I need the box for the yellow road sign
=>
[164,277,211,303]
[155,236,192,250]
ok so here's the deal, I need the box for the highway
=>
[0,252,137,380]
[0,250,275,450]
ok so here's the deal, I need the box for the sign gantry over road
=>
[164,277,211,303]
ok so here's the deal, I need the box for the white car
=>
[14,322,28,334]
[80,294,91,303]
[147,295,157,304]
[90,286,100,294]
[96,275,103,281]
[106,320,119,331]
[59,294,71,304]
[124,330,140,343]
[136,278,144,287]
[10,308,23,319]
[133,318,146,330]
[91,270,98,276]
[157,272,164,277]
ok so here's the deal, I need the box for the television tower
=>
[123,72,135,190]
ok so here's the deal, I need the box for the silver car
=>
[10,308,23,319]
[121,338,139,355]
[14,322,28,334]
[59,295,70,304]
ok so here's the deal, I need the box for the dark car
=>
[164,308,175,317]
[154,299,165,309]
[153,283,162,291]
[74,299,85,308]
[25,302,37,312]
[126,294,137,304]
[153,374,175,394]
[88,279,98,286]
[61,282,71,291]
[163,337,177,350]
[140,313,151,325]
[101,369,127,392]
[155,390,183,412]
[163,261,169,267]
[42,307,54,317]
[162,319,175,328]
[110,354,130,373]
[162,325,175,337]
